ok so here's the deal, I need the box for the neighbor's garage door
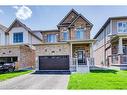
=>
[39,55,69,70]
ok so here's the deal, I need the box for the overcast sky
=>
[0,6,127,38]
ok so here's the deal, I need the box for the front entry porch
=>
[69,41,94,73]
[108,36,127,69]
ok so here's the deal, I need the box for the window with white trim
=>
[75,28,84,40]
[13,32,23,43]
[117,22,127,33]
[47,34,57,43]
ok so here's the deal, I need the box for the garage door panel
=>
[39,55,69,70]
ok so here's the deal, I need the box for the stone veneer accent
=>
[35,43,70,56]
[72,44,90,58]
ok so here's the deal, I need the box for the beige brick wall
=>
[42,31,60,42]
[94,44,105,66]
[72,44,90,57]
[0,45,35,70]
[59,17,91,41]
[0,46,20,57]
[94,41,112,67]
[59,27,69,41]
[35,43,70,56]
[63,11,78,24]
[20,45,35,69]
[70,17,91,40]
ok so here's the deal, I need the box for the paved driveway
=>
[0,73,70,89]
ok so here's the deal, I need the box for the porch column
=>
[90,43,93,58]
[69,43,73,71]
[35,56,39,71]
[118,37,123,54]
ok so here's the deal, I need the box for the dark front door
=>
[77,50,86,65]
[39,55,69,70]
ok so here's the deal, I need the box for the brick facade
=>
[35,43,70,56]
[72,44,90,57]
[0,45,35,70]
[59,16,91,41]
[0,9,94,71]
[19,45,35,69]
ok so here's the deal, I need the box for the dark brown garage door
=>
[39,55,69,70]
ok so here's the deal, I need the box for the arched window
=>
[75,28,84,40]
[63,30,69,41]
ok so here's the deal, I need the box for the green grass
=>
[0,70,32,81]
[68,70,127,89]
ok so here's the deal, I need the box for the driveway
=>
[0,73,70,89]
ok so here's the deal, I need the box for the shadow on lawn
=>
[0,70,30,74]
[32,70,71,75]
[90,70,118,74]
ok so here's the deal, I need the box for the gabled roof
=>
[93,16,127,39]
[57,9,79,27]
[57,9,93,29]
[6,19,42,41]
[0,24,7,32]
[68,14,93,28]
[6,19,31,32]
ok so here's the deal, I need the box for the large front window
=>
[117,22,127,33]
[63,31,69,41]
[47,34,57,43]
[13,32,23,43]
[75,28,84,40]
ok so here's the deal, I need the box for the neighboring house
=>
[0,9,95,72]
[0,19,42,70]
[94,16,127,70]
[35,9,95,72]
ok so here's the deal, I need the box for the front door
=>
[77,50,86,65]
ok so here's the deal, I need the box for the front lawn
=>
[68,70,127,89]
[0,70,32,81]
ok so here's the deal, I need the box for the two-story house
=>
[0,9,94,72]
[94,16,127,70]
[35,9,95,72]
[0,19,42,70]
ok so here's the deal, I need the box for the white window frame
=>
[117,21,127,33]
[47,34,57,43]
[13,32,23,43]
[75,28,84,40]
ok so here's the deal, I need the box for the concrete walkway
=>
[0,73,70,89]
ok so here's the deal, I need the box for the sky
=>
[0,6,127,38]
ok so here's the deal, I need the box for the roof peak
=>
[94,16,127,39]
[57,9,79,26]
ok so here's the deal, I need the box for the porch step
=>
[33,70,71,74]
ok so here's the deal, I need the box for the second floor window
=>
[117,22,127,33]
[47,34,57,43]
[63,31,69,41]
[13,32,23,43]
[75,28,84,40]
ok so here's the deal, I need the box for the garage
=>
[0,57,18,63]
[39,55,69,70]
